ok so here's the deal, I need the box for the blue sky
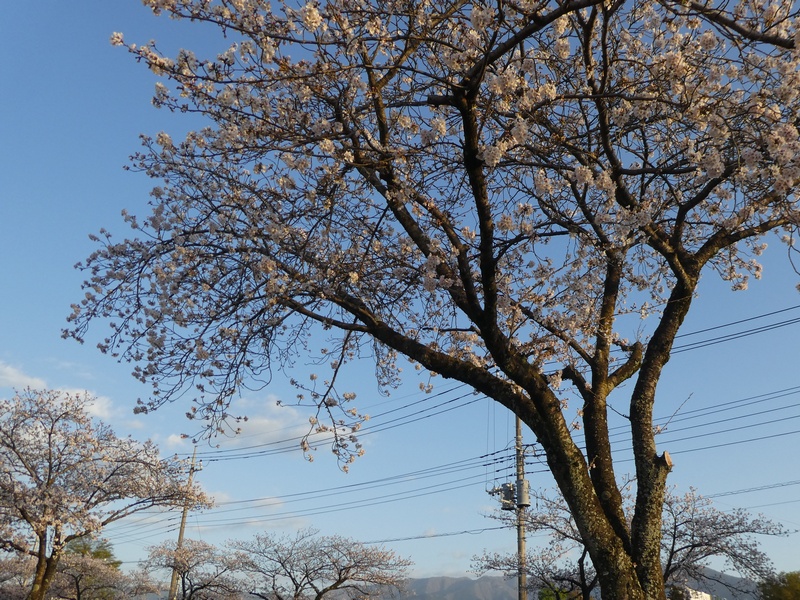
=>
[1,1,799,580]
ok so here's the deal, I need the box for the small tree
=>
[229,528,411,600]
[144,538,241,600]
[661,489,782,592]
[758,571,800,600]
[666,587,689,600]
[49,538,130,600]
[538,588,584,600]
[0,389,211,600]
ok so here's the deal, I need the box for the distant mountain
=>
[682,567,759,600]
[399,575,517,600]
[387,567,757,600]
[142,568,758,599]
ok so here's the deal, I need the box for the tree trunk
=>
[27,549,60,600]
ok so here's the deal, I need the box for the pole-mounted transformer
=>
[516,478,530,508]
[491,479,530,510]
[500,482,516,510]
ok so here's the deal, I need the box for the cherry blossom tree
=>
[0,554,34,600]
[474,487,784,598]
[0,389,211,600]
[49,538,124,600]
[227,528,411,600]
[48,537,158,600]
[143,538,241,600]
[66,0,800,598]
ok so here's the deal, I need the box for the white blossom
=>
[300,3,323,30]
[70,3,800,596]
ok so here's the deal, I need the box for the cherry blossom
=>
[475,487,786,598]
[228,528,411,599]
[0,389,211,600]
[65,1,800,598]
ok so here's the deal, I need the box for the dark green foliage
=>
[666,586,689,600]
[53,538,125,600]
[758,571,800,600]
[64,538,122,570]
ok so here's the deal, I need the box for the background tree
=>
[476,490,597,600]
[228,527,411,600]
[62,538,121,570]
[0,389,211,600]
[666,587,689,600]
[66,0,800,598]
[758,571,800,600]
[0,554,34,600]
[48,537,140,600]
[538,588,584,600]
[475,487,783,598]
[144,538,240,600]
[660,489,781,594]
[101,566,160,600]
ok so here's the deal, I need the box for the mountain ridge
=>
[392,568,757,600]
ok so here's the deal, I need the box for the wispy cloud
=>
[165,433,190,449]
[52,386,117,420]
[213,395,311,449]
[0,369,120,423]
[0,362,46,389]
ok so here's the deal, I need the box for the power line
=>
[154,385,800,529]
[363,526,509,544]
[707,479,800,499]
[670,428,800,455]
[671,316,800,353]
[104,306,800,547]
[177,306,800,463]
[674,304,800,338]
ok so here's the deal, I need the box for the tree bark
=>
[27,545,60,600]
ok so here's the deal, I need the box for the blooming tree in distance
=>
[48,537,159,600]
[475,487,785,598]
[228,528,411,600]
[144,538,239,600]
[0,389,210,600]
[66,0,800,598]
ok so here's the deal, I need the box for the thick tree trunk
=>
[27,551,60,600]
[531,412,659,600]
[560,477,659,600]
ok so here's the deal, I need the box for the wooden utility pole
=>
[168,446,198,600]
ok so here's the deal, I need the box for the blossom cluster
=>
[64,0,800,474]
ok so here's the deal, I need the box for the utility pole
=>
[489,416,529,600]
[515,416,528,600]
[168,446,198,600]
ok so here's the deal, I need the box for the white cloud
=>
[165,433,190,449]
[53,386,117,420]
[0,368,119,422]
[84,394,115,420]
[0,362,46,389]
[211,395,312,449]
